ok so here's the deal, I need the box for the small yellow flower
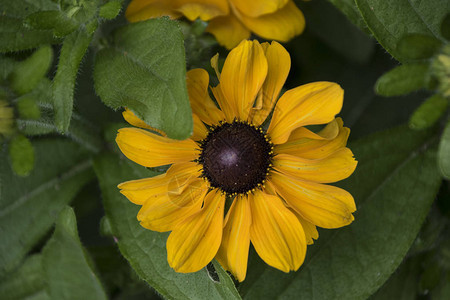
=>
[116,40,357,282]
[125,0,305,49]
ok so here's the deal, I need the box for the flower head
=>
[125,0,305,49]
[116,40,357,281]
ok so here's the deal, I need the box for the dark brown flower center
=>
[198,121,273,195]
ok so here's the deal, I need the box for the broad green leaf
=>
[0,16,58,53]
[93,18,193,140]
[0,254,48,300]
[53,27,94,133]
[241,125,442,299]
[10,46,53,95]
[0,0,58,18]
[42,207,107,300]
[326,0,371,35]
[0,139,94,276]
[0,0,60,52]
[409,94,448,130]
[94,154,241,300]
[355,0,449,62]
[375,63,429,97]
[397,34,442,60]
[8,134,35,177]
[25,10,79,37]
[438,120,450,179]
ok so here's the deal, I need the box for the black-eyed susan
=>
[116,40,357,282]
[125,0,305,49]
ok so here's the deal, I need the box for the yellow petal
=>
[167,189,225,272]
[116,127,198,168]
[219,40,268,121]
[206,14,251,49]
[118,162,202,205]
[273,148,357,183]
[122,108,167,136]
[294,211,318,245]
[229,0,288,17]
[249,190,306,272]
[268,82,344,144]
[125,0,181,22]
[216,195,251,282]
[210,53,221,79]
[191,114,208,141]
[174,0,229,21]
[119,173,167,205]
[139,180,209,232]
[250,41,291,126]
[271,172,356,229]
[287,118,341,141]
[275,118,350,159]
[234,1,305,43]
[187,69,225,125]
[210,84,236,123]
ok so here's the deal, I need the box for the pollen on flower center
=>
[198,120,273,195]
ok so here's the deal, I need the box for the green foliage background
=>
[0,0,449,299]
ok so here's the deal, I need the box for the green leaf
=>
[438,120,450,179]
[326,0,371,35]
[0,254,48,300]
[397,34,442,60]
[25,10,80,38]
[0,139,94,277]
[8,134,35,177]
[375,63,429,97]
[0,0,58,18]
[241,125,442,299]
[0,16,58,53]
[355,0,449,62]
[53,27,93,133]
[42,207,107,300]
[409,94,448,130]
[10,46,53,95]
[93,18,193,140]
[99,0,122,20]
[93,154,241,300]
[371,257,421,300]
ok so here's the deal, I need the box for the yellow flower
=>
[125,0,305,49]
[116,40,357,282]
